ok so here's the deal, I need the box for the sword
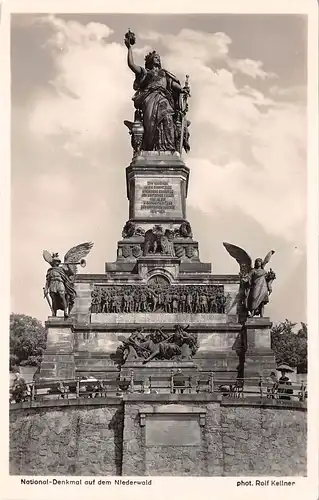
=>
[179,74,190,154]
[43,287,53,314]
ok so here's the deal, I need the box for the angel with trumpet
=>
[43,242,93,318]
[223,242,276,318]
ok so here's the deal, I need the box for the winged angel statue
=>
[223,242,276,318]
[43,242,94,318]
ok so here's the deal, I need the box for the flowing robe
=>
[133,68,180,151]
[247,268,269,314]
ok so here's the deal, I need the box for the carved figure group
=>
[91,284,228,314]
[123,29,191,154]
[143,225,175,256]
[122,221,193,240]
[116,325,198,365]
[223,242,276,318]
[43,242,94,318]
[120,221,194,259]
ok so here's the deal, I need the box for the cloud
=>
[140,28,305,243]
[141,28,276,80]
[140,29,232,62]
[186,94,306,242]
[29,16,132,157]
[227,58,277,79]
[269,84,307,103]
[37,15,114,45]
[28,18,306,244]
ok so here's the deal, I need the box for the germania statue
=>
[43,242,93,318]
[123,29,190,154]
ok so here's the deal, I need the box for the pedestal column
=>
[39,317,76,381]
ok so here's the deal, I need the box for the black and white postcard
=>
[1,0,318,499]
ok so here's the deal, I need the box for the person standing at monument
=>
[277,365,294,400]
[266,371,278,399]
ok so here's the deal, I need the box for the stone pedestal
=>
[126,151,189,225]
[39,317,76,381]
[109,151,203,269]
[244,317,276,377]
[39,150,276,382]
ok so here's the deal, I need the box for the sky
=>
[10,13,307,324]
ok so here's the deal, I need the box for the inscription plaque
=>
[145,416,201,446]
[134,177,183,218]
[141,181,175,213]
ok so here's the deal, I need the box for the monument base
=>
[39,153,276,384]
[39,314,276,383]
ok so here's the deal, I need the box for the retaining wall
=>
[10,395,306,476]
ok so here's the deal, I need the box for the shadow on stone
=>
[108,407,125,475]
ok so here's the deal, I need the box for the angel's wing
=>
[263,250,275,268]
[63,242,94,275]
[223,242,252,273]
[42,250,53,266]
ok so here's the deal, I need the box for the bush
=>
[271,319,307,373]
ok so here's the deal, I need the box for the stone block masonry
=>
[10,395,306,476]
[220,402,307,476]
[10,402,124,476]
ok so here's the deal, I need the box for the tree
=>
[10,314,47,370]
[271,319,307,373]
[296,322,307,373]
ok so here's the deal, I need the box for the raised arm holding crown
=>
[123,29,190,153]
